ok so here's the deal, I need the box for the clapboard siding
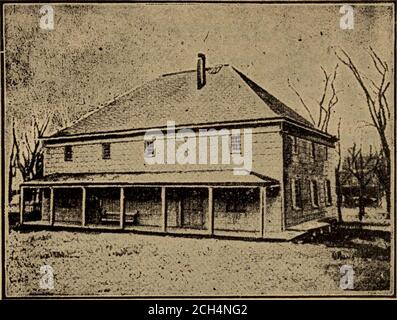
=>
[42,123,338,234]
[283,134,336,228]
[44,125,283,181]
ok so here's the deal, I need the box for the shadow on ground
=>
[298,225,391,291]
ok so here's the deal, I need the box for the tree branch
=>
[287,78,316,125]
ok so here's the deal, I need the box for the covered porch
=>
[19,171,281,239]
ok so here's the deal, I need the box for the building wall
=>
[125,187,162,227]
[166,188,209,229]
[43,124,286,233]
[283,133,337,228]
[86,187,120,225]
[252,127,284,232]
[250,126,283,181]
[53,188,83,224]
[43,125,283,181]
[265,187,284,233]
[213,188,260,233]
[27,188,88,225]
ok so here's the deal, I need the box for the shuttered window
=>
[64,146,73,161]
[291,179,302,210]
[292,136,298,154]
[144,139,155,157]
[310,180,319,207]
[325,180,332,206]
[311,142,316,160]
[102,143,111,160]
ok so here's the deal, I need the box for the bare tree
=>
[51,103,75,129]
[373,153,388,207]
[8,107,74,204]
[335,47,391,218]
[12,116,50,182]
[288,64,339,134]
[288,64,342,221]
[344,143,381,221]
[8,123,16,205]
[334,118,343,222]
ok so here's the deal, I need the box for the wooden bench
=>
[101,211,139,224]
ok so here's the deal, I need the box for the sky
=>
[4,3,394,154]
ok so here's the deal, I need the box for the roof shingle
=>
[52,65,313,137]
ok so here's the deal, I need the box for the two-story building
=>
[20,54,337,240]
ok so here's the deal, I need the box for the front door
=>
[181,189,206,229]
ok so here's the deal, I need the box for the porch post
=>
[208,187,214,235]
[19,186,25,224]
[260,186,267,238]
[49,187,55,226]
[40,188,45,221]
[81,187,87,227]
[120,187,125,229]
[177,199,182,227]
[161,187,167,232]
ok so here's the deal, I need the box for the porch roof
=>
[21,170,279,187]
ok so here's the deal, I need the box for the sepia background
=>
[4,3,394,150]
[2,2,395,297]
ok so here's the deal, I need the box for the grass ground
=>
[6,224,392,297]
[342,207,390,225]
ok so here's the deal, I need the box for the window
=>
[64,146,73,161]
[292,136,298,154]
[291,179,302,210]
[183,137,189,157]
[230,134,241,154]
[325,179,332,206]
[310,180,319,207]
[102,143,111,160]
[324,146,328,160]
[144,139,155,157]
[301,140,307,155]
[311,142,316,160]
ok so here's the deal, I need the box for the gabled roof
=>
[50,65,314,138]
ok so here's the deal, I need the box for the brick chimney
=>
[197,53,206,89]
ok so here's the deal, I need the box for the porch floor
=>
[287,220,333,233]
[263,230,307,241]
[21,221,310,241]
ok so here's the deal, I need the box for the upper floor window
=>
[301,140,308,155]
[230,134,241,154]
[144,139,155,158]
[324,146,328,160]
[310,180,319,207]
[102,143,111,160]
[292,136,298,154]
[291,179,302,210]
[325,179,332,206]
[311,142,316,160]
[64,146,73,161]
